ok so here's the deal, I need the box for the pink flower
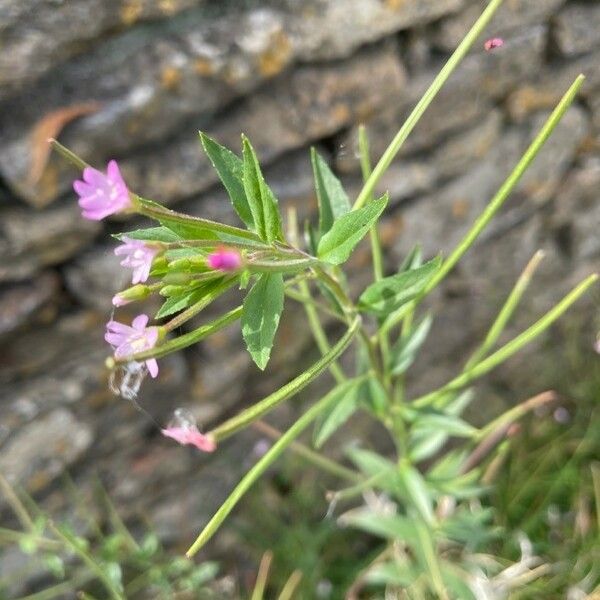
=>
[595,337,600,354]
[161,408,216,452]
[105,314,159,378]
[114,237,159,284]
[484,37,504,51]
[73,160,132,220]
[161,426,216,452]
[207,247,242,272]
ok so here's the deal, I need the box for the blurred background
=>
[0,0,599,597]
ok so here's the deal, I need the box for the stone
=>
[552,2,600,57]
[0,272,60,340]
[552,155,600,261]
[0,203,100,282]
[0,0,461,207]
[335,26,545,168]
[389,106,587,260]
[0,0,202,94]
[0,409,93,490]
[64,244,133,310]
[506,50,600,122]
[431,0,566,52]
[119,43,406,204]
[285,0,464,61]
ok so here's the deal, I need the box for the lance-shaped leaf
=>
[311,147,351,237]
[242,273,285,370]
[115,226,182,243]
[242,135,283,243]
[359,257,441,317]
[390,315,433,376]
[317,195,388,265]
[200,132,254,231]
[313,381,360,448]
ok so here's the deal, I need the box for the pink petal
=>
[73,180,95,196]
[132,314,149,330]
[146,358,159,378]
[161,427,216,452]
[82,166,107,187]
[107,160,126,186]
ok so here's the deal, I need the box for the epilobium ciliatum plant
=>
[51,0,598,596]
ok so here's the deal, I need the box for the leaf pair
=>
[200,133,283,244]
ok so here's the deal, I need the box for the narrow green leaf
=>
[409,390,474,462]
[186,376,360,557]
[242,135,283,243]
[115,226,182,243]
[364,562,418,588]
[137,197,261,243]
[398,462,434,525]
[200,132,255,230]
[340,508,417,542]
[399,244,423,272]
[359,257,441,316]
[317,195,388,265]
[310,147,351,237]
[242,273,285,370]
[155,290,198,319]
[390,314,433,375]
[313,382,360,448]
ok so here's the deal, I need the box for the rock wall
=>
[1,0,599,580]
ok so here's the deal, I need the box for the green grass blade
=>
[353,0,506,210]
[208,317,361,441]
[382,75,585,337]
[186,377,365,557]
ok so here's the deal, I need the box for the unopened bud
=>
[112,284,151,306]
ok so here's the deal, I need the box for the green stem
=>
[359,125,391,384]
[208,319,361,441]
[381,75,586,337]
[48,522,124,600]
[187,378,362,557]
[411,274,598,408]
[162,277,236,332]
[137,197,263,243]
[352,0,506,210]
[285,287,347,323]
[464,250,545,370]
[249,257,319,273]
[111,305,242,364]
[297,279,347,383]
[252,421,361,482]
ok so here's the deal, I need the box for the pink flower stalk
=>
[73,160,132,220]
[595,337,600,354]
[161,408,216,452]
[161,426,216,452]
[207,246,242,272]
[114,237,159,284]
[484,37,504,51]
[105,314,159,378]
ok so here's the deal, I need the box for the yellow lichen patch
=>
[28,471,51,493]
[160,66,182,91]
[258,31,292,77]
[121,0,143,25]
[507,86,560,122]
[159,0,178,15]
[331,103,351,124]
[452,199,469,219]
[384,0,404,10]
[194,58,215,76]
